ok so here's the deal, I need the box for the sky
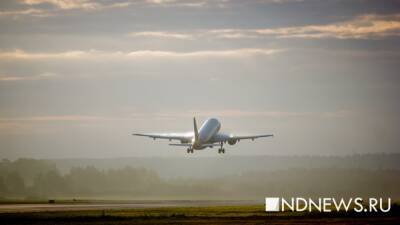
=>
[0,0,400,159]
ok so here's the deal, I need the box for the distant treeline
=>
[0,158,399,200]
[52,153,400,178]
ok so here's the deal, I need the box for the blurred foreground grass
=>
[1,204,399,225]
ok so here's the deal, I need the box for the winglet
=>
[193,117,199,142]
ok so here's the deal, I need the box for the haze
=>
[0,0,400,159]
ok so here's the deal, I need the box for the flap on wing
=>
[133,133,193,141]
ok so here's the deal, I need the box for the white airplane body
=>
[133,117,273,154]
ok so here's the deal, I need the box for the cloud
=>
[0,73,58,82]
[144,0,304,8]
[0,8,51,18]
[0,49,88,59]
[0,1,131,19]
[22,0,132,10]
[207,29,259,39]
[258,0,304,3]
[22,0,99,10]
[128,31,194,40]
[125,14,400,41]
[0,115,113,134]
[209,14,400,40]
[15,0,302,13]
[146,110,313,119]
[257,14,400,39]
[0,110,351,126]
[190,109,352,119]
[129,109,353,120]
[0,115,110,122]
[0,109,351,135]
[124,48,282,58]
[145,0,207,8]
[0,48,283,60]
[127,29,251,40]
[21,0,206,10]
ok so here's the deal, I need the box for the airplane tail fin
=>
[193,117,199,142]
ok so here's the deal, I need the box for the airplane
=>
[133,117,273,154]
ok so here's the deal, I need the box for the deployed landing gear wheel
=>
[218,141,225,154]
[187,148,194,154]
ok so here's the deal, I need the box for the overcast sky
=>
[0,0,399,159]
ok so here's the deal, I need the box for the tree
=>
[32,170,69,196]
[0,176,7,195]
[5,171,25,195]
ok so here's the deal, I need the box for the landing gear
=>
[187,148,194,154]
[218,142,225,154]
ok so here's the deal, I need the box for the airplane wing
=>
[212,133,273,142]
[132,133,193,142]
[230,134,274,141]
[169,143,192,147]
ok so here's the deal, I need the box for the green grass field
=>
[1,204,400,225]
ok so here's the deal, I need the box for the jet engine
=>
[228,139,237,145]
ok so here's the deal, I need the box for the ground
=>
[0,201,399,224]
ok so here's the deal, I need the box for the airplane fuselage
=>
[193,118,221,149]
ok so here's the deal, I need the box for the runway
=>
[0,200,259,213]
